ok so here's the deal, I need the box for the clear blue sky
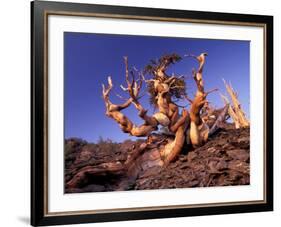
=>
[64,32,250,143]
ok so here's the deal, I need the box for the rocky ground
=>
[65,123,250,193]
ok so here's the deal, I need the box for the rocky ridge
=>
[65,124,250,193]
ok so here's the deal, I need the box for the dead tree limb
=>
[209,104,229,135]
[102,58,159,137]
[102,77,134,134]
[220,93,240,129]
[66,161,125,188]
[123,57,159,129]
[222,80,250,128]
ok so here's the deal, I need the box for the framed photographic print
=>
[31,0,273,226]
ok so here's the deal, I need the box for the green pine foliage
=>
[144,53,187,107]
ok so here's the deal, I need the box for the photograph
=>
[64,32,250,193]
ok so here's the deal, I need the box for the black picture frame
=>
[31,0,273,226]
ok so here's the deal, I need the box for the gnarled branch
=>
[102,57,159,137]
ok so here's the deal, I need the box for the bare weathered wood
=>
[221,80,249,128]
[209,104,229,135]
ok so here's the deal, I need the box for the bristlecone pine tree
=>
[102,52,237,165]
